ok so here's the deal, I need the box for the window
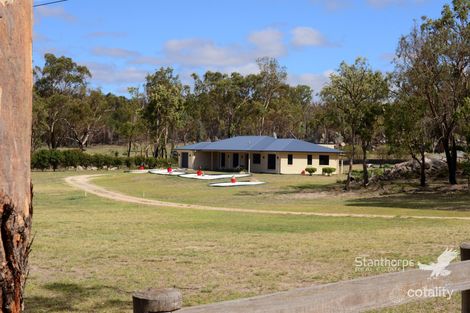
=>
[307,155,312,165]
[288,154,293,165]
[319,155,329,166]
[233,153,239,168]
[221,153,226,167]
[253,153,261,164]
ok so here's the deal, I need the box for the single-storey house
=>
[175,136,342,175]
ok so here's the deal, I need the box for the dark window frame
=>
[287,154,293,165]
[307,154,313,165]
[253,153,261,164]
[319,155,330,166]
[221,152,226,167]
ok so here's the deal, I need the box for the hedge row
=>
[31,149,173,171]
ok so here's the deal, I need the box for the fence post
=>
[133,288,182,313]
[461,243,470,313]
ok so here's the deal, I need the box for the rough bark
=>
[344,129,356,191]
[361,143,369,187]
[420,149,426,188]
[0,1,33,312]
[442,136,458,185]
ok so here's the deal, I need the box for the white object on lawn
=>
[179,173,251,180]
[128,169,150,174]
[156,171,187,176]
[209,181,265,187]
[148,169,169,174]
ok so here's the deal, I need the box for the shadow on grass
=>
[25,282,130,312]
[234,183,339,197]
[346,192,470,211]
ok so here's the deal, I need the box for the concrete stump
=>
[133,288,182,313]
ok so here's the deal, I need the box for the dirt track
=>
[65,174,470,221]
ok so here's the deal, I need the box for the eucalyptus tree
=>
[253,57,288,135]
[385,96,434,187]
[320,58,389,189]
[0,2,33,310]
[395,0,470,184]
[63,89,112,150]
[143,67,185,158]
[111,87,146,157]
[34,53,91,149]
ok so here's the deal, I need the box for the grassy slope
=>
[94,172,470,218]
[25,171,470,312]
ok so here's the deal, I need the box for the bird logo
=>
[418,248,459,278]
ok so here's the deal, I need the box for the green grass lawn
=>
[25,171,470,312]
[93,172,470,218]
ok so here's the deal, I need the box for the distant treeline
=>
[32,1,469,188]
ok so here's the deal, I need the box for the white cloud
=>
[288,70,333,94]
[162,38,249,67]
[130,27,287,70]
[91,47,140,59]
[248,28,287,57]
[85,62,147,85]
[291,27,329,47]
[35,6,76,22]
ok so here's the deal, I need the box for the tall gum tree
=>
[0,0,33,311]
[395,0,470,184]
[320,58,388,189]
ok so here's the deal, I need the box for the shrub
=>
[134,156,145,167]
[160,158,173,168]
[370,168,384,177]
[91,154,106,168]
[31,149,51,171]
[30,150,170,170]
[146,157,158,169]
[124,157,133,168]
[79,153,92,168]
[112,157,123,168]
[62,150,82,168]
[462,160,470,188]
[351,169,363,180]
[49,150,64,171]
[322,167,336,176]
[101,155,114,168]
[305,167,317,176]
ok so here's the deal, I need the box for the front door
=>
[233,153,239,168]
[268,154,276,170]
[181,152,189,168]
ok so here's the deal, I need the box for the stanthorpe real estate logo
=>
[417,248,459,278]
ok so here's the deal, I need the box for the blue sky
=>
[33,0,449,96]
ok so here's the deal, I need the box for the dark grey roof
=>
[176,136,341,153]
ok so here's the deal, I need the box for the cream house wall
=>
[278,153,339,175]
[250,152,280,174]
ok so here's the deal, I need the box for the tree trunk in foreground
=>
[361,143,369,187]
[0,1,33,312]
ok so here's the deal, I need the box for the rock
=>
[88,166,98,171]
[109,167,118,171]
[77,166,84,171]
[369,158,447,184]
